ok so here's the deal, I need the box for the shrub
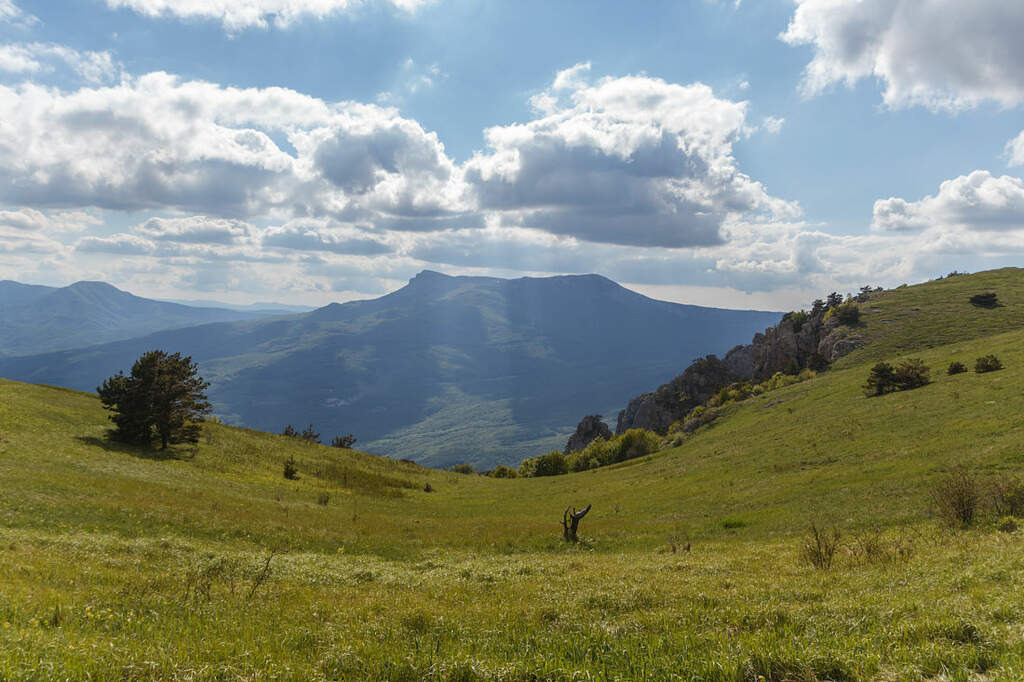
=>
[532,450,569,477]
[787,310,808,333]
[331,434,357,449]
[283,455,299,480]
[316,492,330,506]
[864,359,930,396]
[423,482,434,493]
[488,465,518,479]
[864,361,897,396]
[800,523,840,570]
[680,407,720,433]
[996,516,1018,534]
[969,292,998,308]
[832,300,860,325]
[974,355,1003,373]
[931,468,980,527]
[893,358,930,389]
[988,475,1024,517]
[451,463,476,475]
[614,429,661,463]
[947,361,967,375]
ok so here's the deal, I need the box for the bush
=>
[863,361,896,396]
[316,492,330,506]
[969,292,998,308]
[931,468,980,527]
[832,300,860,325]
[787,310,808,333]
[423,482,434,493]
[800,523,840,570]
[974,355,1003,373]
[614,429,661,463]
[331,434,357,449]
[451,463,476,475]
[488,465,518,479]
[864,359,930,396]
[988,475,1024,517]
[893,358,930,389]
[947,361,967,375]
[283,455,299,480]
[532,450,569,477]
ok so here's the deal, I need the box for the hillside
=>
[0,271,781,468]
[0,280,271,357]
[1,269,1023,678]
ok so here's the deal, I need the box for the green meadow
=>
[1,269,1023,680]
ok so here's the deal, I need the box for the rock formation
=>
[565,415,613,453]
[615,303,866,435]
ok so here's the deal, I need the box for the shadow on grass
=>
[74,435,194,461]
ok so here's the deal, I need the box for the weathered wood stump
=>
[562,504,591,542]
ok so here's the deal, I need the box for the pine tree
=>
[97,350,211,449]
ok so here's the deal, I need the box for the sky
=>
[0,0,1022,311]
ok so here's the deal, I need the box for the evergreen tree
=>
[97,350,211,449]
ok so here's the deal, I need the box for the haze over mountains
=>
[0,271,780,468]
[0,280,287,357]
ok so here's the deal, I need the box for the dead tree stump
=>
[562,504,591,542]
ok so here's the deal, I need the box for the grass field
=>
[1,269,1023,680]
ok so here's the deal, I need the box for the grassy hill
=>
[1,268,1023,679]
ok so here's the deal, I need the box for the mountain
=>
[0,270,780,468]
[0,280,280,357]
[158,297,316,315]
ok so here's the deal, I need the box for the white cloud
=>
[105,0,429,32]
[0,43,119,84]
[76,233,156,255]
[0,1,36,26]
[0,207,101,232]
[1007,131,1024,167]
[781,0,1024,110]
[0,72,465,224]
[262,219,392,255]
[873,171,1024,233]
[135,216,253,244]
[464,66,799,248]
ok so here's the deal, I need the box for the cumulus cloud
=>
[0,207,101,232]
[464,64,799,248]
[262,219,392,255]
[134,216,254,244]
[1007,131,1024,167]
[76,234,156,255]
[0,44,119,84]
[0,72,465,225]
[0,1,35,26]
[873,171,1024,233]
[105,0,428,32]
[781,0,1024,110]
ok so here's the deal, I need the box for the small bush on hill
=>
[532,451,568,477]
[864,361,896,396]
[451,463,476,475]
[800,523,840,570]
[969,292,998,308]
[317,492,330,506]
[864,359,930,396]
[283,455,299,480]
[832,300,861,325]
[331,434,357,449]
[975,355,1003,373]
[488,465,518,479]
[931,468,980,527]
[893,358,930,389]
[988,475,1024,518]
[787,310,808,333]
[947,361,967,375]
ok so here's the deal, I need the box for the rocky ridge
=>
[616,303,865,434]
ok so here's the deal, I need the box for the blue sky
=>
[1,0,1022,310]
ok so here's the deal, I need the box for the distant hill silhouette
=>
[0,280,278,357]
[0,271,780,467]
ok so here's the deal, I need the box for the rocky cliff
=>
[616,305,865,434]
[564,415,613,453]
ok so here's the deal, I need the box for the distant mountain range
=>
[0,271,781,468]
[0,280,295,357]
